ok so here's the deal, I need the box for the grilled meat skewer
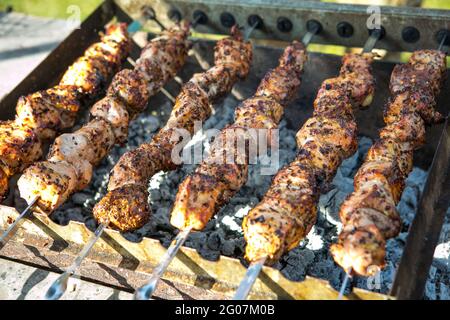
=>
[60,23,132,96]
[331,50,447,276]
[0,23,131,201]
[93,26,253,232]
[171,41,308,232]
[243,52,376,265]
[18,25,192,213]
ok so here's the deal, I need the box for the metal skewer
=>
[134,226,192,300]
[334,30,382,299]
[362,28,382,53]
[337,267,353,300]
[190,14,204,29]
[336,29,445,301]
[233,257,266,300]
[438,33,448,53]
[230,28,321,301]
[301,27,320,47]
[174,76,184,87]
[45,222,107,300]
[160,88,177,103]
[244,21,260,41]
[0,196,39,245]
[134,24,259,300]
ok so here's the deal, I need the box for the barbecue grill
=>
[0,0,449,300]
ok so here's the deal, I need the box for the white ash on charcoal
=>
[425,207,450,300]
[47,93,450,299]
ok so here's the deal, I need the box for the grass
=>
[423,0,450,9]
[0,0,102,20]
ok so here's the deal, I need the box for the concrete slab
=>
[0,258,133,300]
[0,12,74,99]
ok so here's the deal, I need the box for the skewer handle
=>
[45,223,106,300]
[0,196,38,245]
[233,257,266,300]
[127,6,165,34]
[127,20,144,34]
[438,33,448,52]
[337,268,353,300]
[134,227,192,300]
[244,21,259,41]
[301,23,321,47]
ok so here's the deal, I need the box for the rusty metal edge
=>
[0,205,392,300]
[115,0,450,53]
[391,113,450,300]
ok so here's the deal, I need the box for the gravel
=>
[49,94,450,300]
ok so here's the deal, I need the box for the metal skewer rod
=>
[335,32,444,301]
[438,34,448,52]
[244,21,259,41]
[337,267,353,300]
[45,222,107,300]
[301,26,320,47]
[160,87,177,103]
[127,57,137,67]
[230,28,322,301]
[334,30,381,299]
[128,6,166,34]
[134,226,192,300]
[135,22,260,300]
[0,196,39,245]
[190,14,203,29]
[362,28,382,53]
[233,257,267,300]
[174,76,184,87]
[150,16,166,31]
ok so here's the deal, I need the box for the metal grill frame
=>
[0,0,449,300]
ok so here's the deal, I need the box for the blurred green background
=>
[0,0,449,20]
[0,0,102,20]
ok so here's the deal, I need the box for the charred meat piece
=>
[90,95,130,145]
[18,160,78,213]
[94,184,150,232]
[107,69,150,116]
[15,86,80,140]
[60,22,131,95]
[0,121,42,177]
